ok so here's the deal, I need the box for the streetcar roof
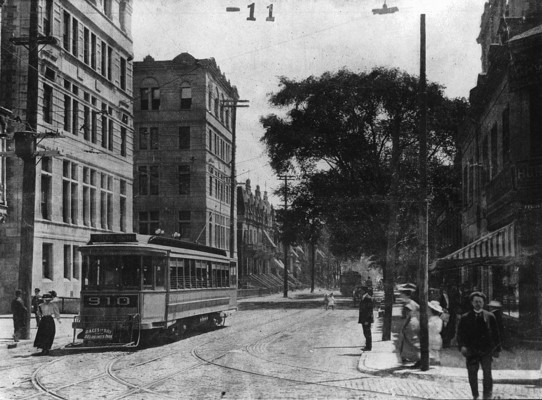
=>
[79,233,230,260]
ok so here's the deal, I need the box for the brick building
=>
[434,0,542,339]
[133,53,238,256]
[0,0,134,312]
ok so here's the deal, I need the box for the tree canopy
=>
[261,67,468,264]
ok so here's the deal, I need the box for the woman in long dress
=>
[428,300,444,365]
[397,288,421,365]
[34,292,61,355]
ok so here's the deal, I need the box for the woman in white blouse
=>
[33,292,61,355]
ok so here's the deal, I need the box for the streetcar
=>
[339,270,362,298]
[70,233,237,348]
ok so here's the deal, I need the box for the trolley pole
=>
[418,14,430,371]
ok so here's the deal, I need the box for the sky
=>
[132,0,487,206]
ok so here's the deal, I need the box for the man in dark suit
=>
[357,285,374,351]
[457,291,501,400]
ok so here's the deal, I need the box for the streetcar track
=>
[22,308,308,399]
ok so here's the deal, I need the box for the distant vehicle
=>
[372,1,399,15]
[340,271,362,298]
[70,233,237,349]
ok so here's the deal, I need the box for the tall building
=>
[133,53,238,256]
[0,0,134,312]
[434,0,542,339]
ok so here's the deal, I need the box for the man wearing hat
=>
[457,291,501,400]
[357,285,374,351]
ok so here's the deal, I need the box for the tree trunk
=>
[311,242,315,293]
[382,118,401,341]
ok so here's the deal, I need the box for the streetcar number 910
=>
[84,295,137,307]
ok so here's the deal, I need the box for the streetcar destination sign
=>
[83,295,138,307]
[85,327,113,341]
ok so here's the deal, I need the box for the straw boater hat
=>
[469,291,487,302]
[428,300,443,313]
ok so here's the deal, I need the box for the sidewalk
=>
[358,305,542,384]
[0,314,77,354]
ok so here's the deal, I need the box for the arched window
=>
[140,77,160,110]
[181,82,192,109]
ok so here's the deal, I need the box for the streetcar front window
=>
[84,254,141,289]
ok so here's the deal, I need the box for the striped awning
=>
[263,230,277,248]
[441,221,517,261]
[272,258,285,269]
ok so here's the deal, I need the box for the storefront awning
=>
[272,258,285,269]
[263,230,277,248]
[316,249,326,259]
[432,221,517,270]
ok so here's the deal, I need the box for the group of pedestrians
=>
[357,284,501,400]
[11,288,62,355]
[323,293,335,310]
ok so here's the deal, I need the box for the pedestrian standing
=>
[428,300,444,365]
[357,285,374,351]
[34,293,62,355]
[31,288,43,326]
[11,289,28,342]
[457,291,501,400]
[328,293,335,310]
[323,293,329,310]
[397,288,421,367]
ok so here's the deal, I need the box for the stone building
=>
[0,0,134,312]
[434,0,542,339]
[236,179,277,286]
[133,53,238,256]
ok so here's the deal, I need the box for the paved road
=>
[1,290,541,399]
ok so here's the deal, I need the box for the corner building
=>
[0,0,134,312]
[133,53,238,256]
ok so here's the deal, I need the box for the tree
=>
[261,67,467,340]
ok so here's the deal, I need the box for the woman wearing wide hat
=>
[428,300,444,365]
[34,292,62,355]
[397,287,421,366]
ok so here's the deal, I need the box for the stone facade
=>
[0,0,134,312]
[133,53,238,256]
[236,179,277,286]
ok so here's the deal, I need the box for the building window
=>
[82,167,90,226]
[179,211,191,239]
[83,105,90,141]
[139,127,148,150]
[83,28,89,65]
[208,86,213,110]
[63,160,78,224]
[120,57,127,90]
[72,18,79,57]
[42,243,53,280]
[103,0,112,18]
[40,158,52,220]
[64,244,72,280]
[101,41,107,78]
[100,174,113,230]
[214,89,219,115]
[140,87,160,110]
[220,94,225,121]
[120,180,127,232]
[490,125,498,179]
[44,0,53,36]
[179,126,190,149]
[138,166,159,195]
[91,33,97,69]
[63,11,70,51]
[72,99,79,135]
[119,1,127,31]
[120,126,127,156]
[139,127,158,149]
[181,82,192,109]
[73,245,80,279]
[139,211,159,235]
[178,165,190,195]
[43,84,53,124]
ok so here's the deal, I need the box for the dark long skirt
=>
[34,316,55,350]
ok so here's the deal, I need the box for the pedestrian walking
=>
[457,291,501,400]
[31,288,43,326]
[428,300,444,365]
[11,289,28,342]
[323,293,329,310]
[397,287,421,367]
[328,293,335,310]
[34,292,62,355]
[357,285,374,351]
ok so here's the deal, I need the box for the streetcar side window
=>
[190,259,197,288]
[183,259,191,289]
[196,260,202,288]
[169,258,179,289]
[207,261,212,288]
[155,257,165,289]
[142,256,153,289]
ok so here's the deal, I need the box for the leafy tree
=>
[261,67,467,340]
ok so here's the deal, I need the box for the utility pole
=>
[418,14,430,371]
[279,174,294,297]
[10,0,57,340]
[222,99,249,261]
